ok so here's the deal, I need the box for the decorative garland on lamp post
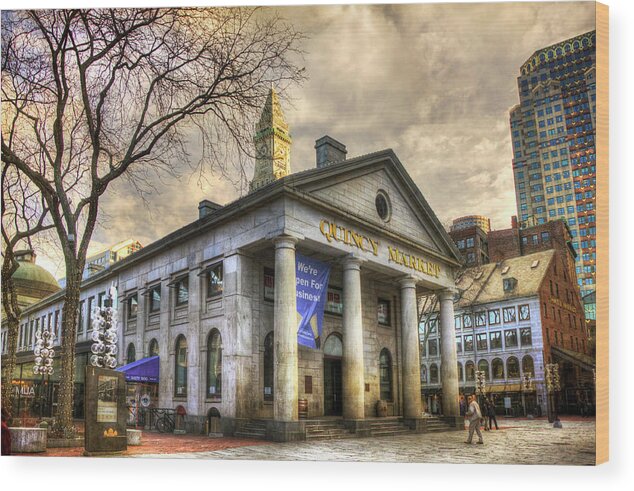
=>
[90,290,118,369]
[33,325,55,420]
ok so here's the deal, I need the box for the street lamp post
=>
[545,363,561,427]
[522,372,533,417]
[33,325,55,421]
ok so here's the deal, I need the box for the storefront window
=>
[206,330,222,398]
[174,335,187,396]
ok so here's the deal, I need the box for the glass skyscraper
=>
[510,31,596,296]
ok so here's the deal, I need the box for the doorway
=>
[323,334,343,416]
[324,358,342,416]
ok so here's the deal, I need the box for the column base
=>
[265,420,306,442]
[342,419,372,438]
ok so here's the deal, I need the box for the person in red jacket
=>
[1,407,11,456]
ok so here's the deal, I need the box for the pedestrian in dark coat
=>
[1,407,11,456]
[487,399,499,430]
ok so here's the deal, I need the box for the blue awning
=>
[116,356,159,383]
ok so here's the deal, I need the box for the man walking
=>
[487,398,499,430]
[465,394,484,444]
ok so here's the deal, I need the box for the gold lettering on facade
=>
[319,219,379,256]
[387,246,441,278]
[550,296,577,314]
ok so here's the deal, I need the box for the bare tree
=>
[1,7,305,437]
[1,163,54,415]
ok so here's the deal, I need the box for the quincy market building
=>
[4,91,464,441]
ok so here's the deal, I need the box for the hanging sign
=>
[296,253,331,349]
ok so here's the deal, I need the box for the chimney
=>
[198,200,222,219]
[315,136,347,168]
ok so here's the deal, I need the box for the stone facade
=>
[3,94,463,440]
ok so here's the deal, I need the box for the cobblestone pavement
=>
[132,419,596,465]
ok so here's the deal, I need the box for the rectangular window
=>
[428,339,438,356]
[324,286,343,315]
[98,291,106,308]
[454,316,461,330]
[488,309,500,325]
[206,263,223,298]
[518,304,530,320]
[466,237,475,248]
[456,337,462,353]
[462,314,473,329]
[462,335,473,352]
[127,294,138,319]
[505,329,518,348]
[149,286,161,312]
[475,311,486,327]
[175,277,189,306]
[503,307,517,323]
[520,328,532,346]
[87,297,94,330]
[377,299,391,326]
[263,267,275,301]
[489,331,502,350]
[476,333,488,351]
[78,301,85,335]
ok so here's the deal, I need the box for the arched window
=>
[478,359,490,380]
[324,334,343,357]
[465,361,475,381]
[126,343,136,364]
[379,348,393,401]
[457,362,463,382]
[507,356,520,378]
[430,363,439,384]
[174,335,188,396]
[149,338,159,357]
[492,358,505,380]
[421,365,428,384]
[263,332,274,401]
[522,355,535,376]
[206,330,222,398]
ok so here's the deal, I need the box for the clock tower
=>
[250,87,292,191]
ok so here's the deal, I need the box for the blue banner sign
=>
[296,254,331,349]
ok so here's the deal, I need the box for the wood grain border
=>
[595,0,609,466]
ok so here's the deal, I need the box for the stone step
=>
[371,429,412,437]
[234,431,267,440]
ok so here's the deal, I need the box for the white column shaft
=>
[343,257,365,420]
[439,290,459,417]
[400,277,422,418]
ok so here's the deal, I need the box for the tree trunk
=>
[1,251,21,416]
[51,260,82,438]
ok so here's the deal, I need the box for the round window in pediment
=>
[375,190,391,222]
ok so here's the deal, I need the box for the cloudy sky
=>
[32,1,595,278]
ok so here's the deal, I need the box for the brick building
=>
[421,248,593,417]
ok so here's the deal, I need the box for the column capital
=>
[398,275,417,290]
[342,254,364,271]
[273,235,298,250]
[437,288,457,302]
